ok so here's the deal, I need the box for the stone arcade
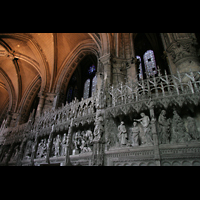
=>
[0,33,200,166]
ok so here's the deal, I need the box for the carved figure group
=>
[158,110,200,144]
[72,129,93,155]
[36,139,47,158]
[116,109,200,148]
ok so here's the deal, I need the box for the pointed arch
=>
[0,33,51,94]
[0,67,16,113]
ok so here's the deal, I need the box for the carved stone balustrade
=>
[107,71,200,116]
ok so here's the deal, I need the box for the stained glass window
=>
[143,50,157,77]
[66,86,73,103]
[91,75,97,96]
[88,65,96,75]
[136,56,143,80]
[83,79,90,99]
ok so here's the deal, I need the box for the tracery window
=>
[143,50,157,77]
[134,33,169,80]
[64,54,97,104]
[136,50,157,80]
[91,75,97,96]
[83,79,90,99]
[83,65,97,99]
[136,56,143,80]
[66,86,74,103]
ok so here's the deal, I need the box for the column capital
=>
[163,33,200,72]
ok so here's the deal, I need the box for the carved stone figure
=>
[171,111,192,143]
[10,145,19,161]
[130,122,140,146]
[37,139,47,158]
[158,110,171,144]
[86,129,93,144]
[61,133,67,156]
[80,137,87,153]
[93,113,104,142]
[82,105,88,116]
[51,138,56,156]
[187,117,200,140]
[55,134,61,157]
[74,132,81,150]
[24,140,32,159]
[118,121,128,146]
[135,113,150,145]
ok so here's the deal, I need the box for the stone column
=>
[99,54,112,107]
[43,93,56,112]
[161,33,200,74]
[5,142,14,166]
[16,134,27,166]
[63,119,73,166]
[46,125,54,164]
[35,93,45,118]
[148,100,161,166]
[30,132,39,166]
[5,111,12,127]
[9,112,20,127]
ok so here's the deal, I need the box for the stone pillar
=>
[99,54,112,107]
[9,112,20,127]
[5,111,12,128]
[30,132,39,166]
[63,119,73,166]
[16,134,27,166]
[46,125,54,164]
[161,33,200,74]
[5,142,14,166]
[127,58,137,83]
[43,93,56,112]
[35,93,45,118]
[148,101,161,166]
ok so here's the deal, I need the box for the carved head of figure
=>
[161,110,166,116]
[121,121,124,125]
[133,121,137,127]
[140,113,145,117]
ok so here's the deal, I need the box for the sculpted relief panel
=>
[104,106,200,152]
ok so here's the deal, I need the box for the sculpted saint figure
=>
[130,122,140,146]
[187,117,200,140]
[158,110,170,144]
[135,113,150,145]
[118,121,128,146]
[55,135,61,157]
[171,111,191,143]
[93,114,104,142]
[61,133,67,156]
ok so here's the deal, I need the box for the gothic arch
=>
[98,33,112,56]
[17,75,41,124]
[54,39,100,95]
[0,67,16,113]
[0,33,51,95]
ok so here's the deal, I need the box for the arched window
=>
[136,56,143,80]
[83,79,90,99]
[66,86,74,103]
[64,54,97,104]
[136,50,157,79]
[83,64,97,99]
[143,50,157,77]
[91,75,97,96]
[134,33,169,80]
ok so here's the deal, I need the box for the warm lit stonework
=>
[0,33,200,166]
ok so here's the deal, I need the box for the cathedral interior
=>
[0,33,200,166]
